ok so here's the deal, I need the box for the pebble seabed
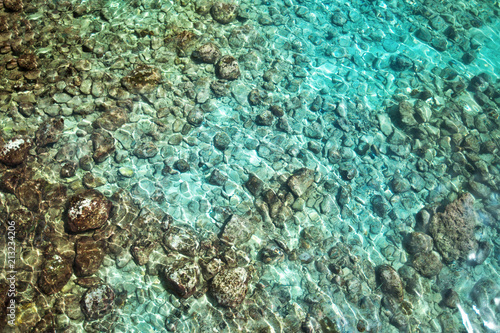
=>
[0,0,500,332]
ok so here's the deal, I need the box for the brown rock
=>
[121,65,161,94]
[211,2,239,24]
[39,253,73,295]
[8,209,38,241]
[81,284,115,320]
[0,169,25,194]
[0,136,33,166]
[130,238,157,266]
[91,130,115,163]
[15,179,45,212]
[67,189,112,233]
[92,108,128,131]
[210,267,249,307]
[4,0,23,12]
[376,265,404,302]
[35,118,64,147]
[74,236,106,277]
[18,54,37,70]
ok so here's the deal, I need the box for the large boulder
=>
[210,267,249,307]
[0,136,33,166]
[429,193,478,263]
[67,189,112,233]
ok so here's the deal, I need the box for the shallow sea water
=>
[1,0,500,332]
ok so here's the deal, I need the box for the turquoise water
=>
[0,0,500,332]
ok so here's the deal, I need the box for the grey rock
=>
[246,174,265,196]
[377,265,404,301]
[372,195,389,218]
[405,232,433,254]
[390,55,413,71]
[303,122,323,139]
[220,214,254,245]
[187,108,204,126]
[216,55,240,80]
[415,28,432,42]
[331,11,347,26]
[211,2,239,24]
[173,159,190,172]
[208,169,228,186]
[133,142,158,159]
[255,110,274,126]
[382,39,399,53]
[164,259,201,299]
[287,168,315,197]
[391,176,411,193]
[192,42,221,64]
[213,132,231,151]
[412,251,443,277]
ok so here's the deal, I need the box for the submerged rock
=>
[412,251,443,278]
[81,284,115,320]
[192,42,221,64]
[376,265,404,302]
[39,253,73,295]
[163,259,201,299]
[211,2,239,24]
[208,168,228,186]
[287,168,315,197]
[246,174,265,196]
[163,226,199,257]
[213,132,231,150]
[67,189,112,233]
[121,65,161,94]
[74,237,106,277]
[210,267,249,307]
[220,214,254,245]
[390,55,413,71]
[93,108,128,131]
[428,193,478,263]
[91,130,115,163]
[405,232,433,254]
[133,142,158,159]
[0,136,33,166]
[35,118,64,147]
[216,55,240,80]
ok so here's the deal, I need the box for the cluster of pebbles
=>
[0,0,499,332]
